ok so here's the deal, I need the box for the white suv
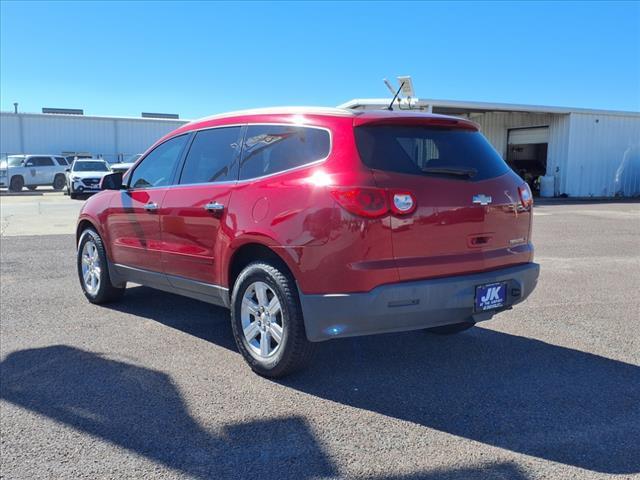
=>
[0,155,69,192]
[66,159,112,199]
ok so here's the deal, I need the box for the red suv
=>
[76,107,539,377]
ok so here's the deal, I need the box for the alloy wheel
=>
[240,281,284,359]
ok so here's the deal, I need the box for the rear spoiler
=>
[353,115,479,131]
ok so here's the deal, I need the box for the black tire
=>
[27,186,38,191]
[77,228,125,304]
[70,190,78,200]
[231,262,316,378]
[52,174,66,190]
[9,176,24,192]
[426,321,475,335]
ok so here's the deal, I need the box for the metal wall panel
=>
[0,112,187,162]
[566,113,640,197]
[471,112,553,158]
[116,119,184,157]
[0,113,22,154]
[547,114,571,194]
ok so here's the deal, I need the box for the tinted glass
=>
[239,125,330,180]
[31,157,55,167]
[55,157,68,166]
[129,135,188,189]
[72,161,110,172]
[179,127,241,184]
[355,126,509,181]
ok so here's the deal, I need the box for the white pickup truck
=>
[0,155,69,192]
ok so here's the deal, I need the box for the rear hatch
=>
[354,118,533,282]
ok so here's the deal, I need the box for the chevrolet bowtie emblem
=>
[472,194,492,205]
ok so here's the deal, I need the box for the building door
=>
[507,126,549,194]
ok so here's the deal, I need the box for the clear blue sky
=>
[1,1,639,119]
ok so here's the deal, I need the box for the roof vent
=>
[42,107,83,115]
[141,112,179,119]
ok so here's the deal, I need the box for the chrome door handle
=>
[143,202,159,212]
[204,202,225,214]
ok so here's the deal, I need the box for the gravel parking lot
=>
[1,194,639,479]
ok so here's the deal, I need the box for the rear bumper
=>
[299,263,539,341]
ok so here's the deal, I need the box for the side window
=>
[179,126,242,184]
[55,157,68,166]
[239,125,330,180]
[31,157,55,167]
[129,135,189,189]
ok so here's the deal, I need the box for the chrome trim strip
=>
[110,262,229,308]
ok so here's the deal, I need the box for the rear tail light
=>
[330,187,388,218]
[518,183,533,208]
[330,187,416,218]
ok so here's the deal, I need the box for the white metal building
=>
[0,111,187,164]
[339,98,640,197]
[1,99,639,197]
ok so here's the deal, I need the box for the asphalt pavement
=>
[1,195,639,479]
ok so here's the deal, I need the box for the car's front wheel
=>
[77,228,125,304]
[231,262,316,377]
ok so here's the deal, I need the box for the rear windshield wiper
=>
[421,167,478,178]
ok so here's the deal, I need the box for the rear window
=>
[355,126,509,181]
[239,125,330,180]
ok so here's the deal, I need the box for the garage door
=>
[508,127,549,145]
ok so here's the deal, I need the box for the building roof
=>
[338,98,640,117]
[0,111,189,123]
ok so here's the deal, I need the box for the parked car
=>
[109,162,135,174]
[66,159,111,199]
[64,153,93,164]
[0,154,68,191]
[75,107,539,377]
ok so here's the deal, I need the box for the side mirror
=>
[100,171,124,190]
[65,168,70,173]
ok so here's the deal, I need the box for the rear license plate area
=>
[474,282,508,312]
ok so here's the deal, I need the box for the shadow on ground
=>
[2,345,531,479]
[283,326,639,475]
[100,288,639,475]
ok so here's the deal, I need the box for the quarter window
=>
[239,125,330,180]
[179,127,242,184]
[129,135,189,189]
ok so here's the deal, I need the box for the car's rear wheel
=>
[9,176,24,192]
[231,262,316,377]
[77,228,125,304]
[425,321,475,335]
[52,174,66,190]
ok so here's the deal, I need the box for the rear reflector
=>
[331,187,417,218]
[391,192,417,215]
[518,184,533,208]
